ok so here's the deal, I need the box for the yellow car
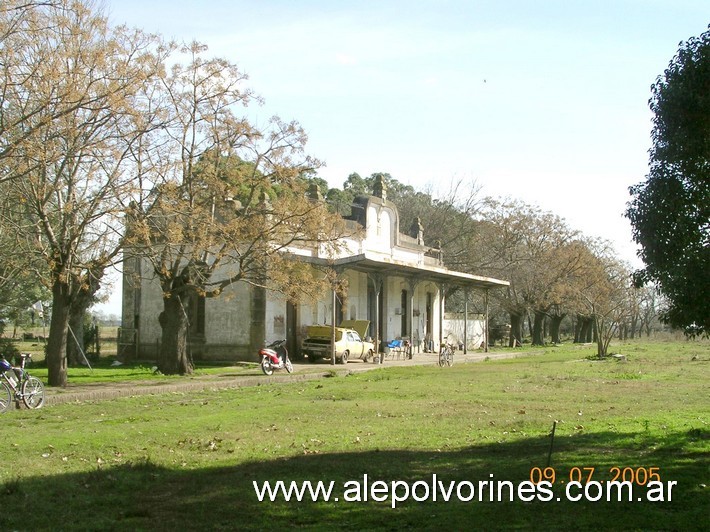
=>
[301,320,375,364]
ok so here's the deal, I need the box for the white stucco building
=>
[119,177,508,362]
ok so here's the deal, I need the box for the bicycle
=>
[438,342,454,367]
[0,353,45,413]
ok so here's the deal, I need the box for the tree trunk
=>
[630,317,638,339]
[595,317,606,358]
[579,319,587,342]
[509,312,523,347]
[47,280,70,387]
[66,271,102,366]
[532,310,546,346]
[67,307,85,366]
[526,314,533,342]
[158,293,194,375]
[550,314,565,344]
[595,316,614,359]
[575,316,593,343]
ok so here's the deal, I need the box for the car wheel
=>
[339,350,349,364]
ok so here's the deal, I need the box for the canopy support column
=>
[438,282,446,352]
[463,287,469,354]
[368,273,383,360]
[484,288,490,353]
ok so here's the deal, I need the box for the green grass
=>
[5,332,322,384]
[0,340,707,530]
[25,359,266,384]
[6,334,265,383]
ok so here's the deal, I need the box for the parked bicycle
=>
[0,353,45,413]
[438,342,454,367]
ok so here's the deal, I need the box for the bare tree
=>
[638,287,661,336]
[0,0,164,385]
[476,198,583,346]
[569,240,634,357]
[126,43,350,375]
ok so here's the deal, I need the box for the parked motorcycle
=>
[259,339,293,376]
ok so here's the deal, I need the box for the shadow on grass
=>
[2,430,707,531]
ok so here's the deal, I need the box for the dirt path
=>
[39,350,526,407]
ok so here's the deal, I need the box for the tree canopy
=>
[626,26,710,336]
[125,44,349,375]
[0,0,164,385]
[0,2,348,380]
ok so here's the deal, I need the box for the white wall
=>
[443,316,485,349]
[137,264,163,345]
[367,204,396,253]
[264,294,287,344]
[207,281,252,345]
[135,258,254,349]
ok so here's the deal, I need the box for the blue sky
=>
[97,1,708,314]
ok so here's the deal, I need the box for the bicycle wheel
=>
[438,350,446,367]
[446,350,454,367]
[0,381,11,413]
[21,376,44,409]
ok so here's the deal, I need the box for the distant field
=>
[0,340,707,530]
[4,325,120,361]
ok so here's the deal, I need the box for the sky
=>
[95,0,708,316]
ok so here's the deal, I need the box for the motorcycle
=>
[259,339,294,376]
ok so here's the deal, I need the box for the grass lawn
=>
[25,359,265,383]
[0,340,707,530]
[3,331,269,383]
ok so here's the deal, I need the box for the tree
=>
[474,198,531,346]
[0,219,48,335]
[637,287,662,336]
[626,26,710,336]
[475,198,585,346]
[567,240,635,357]
[319,172,419,219]
[127,43,349,375]
[396,180,485,273]
[0,1,164,385]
